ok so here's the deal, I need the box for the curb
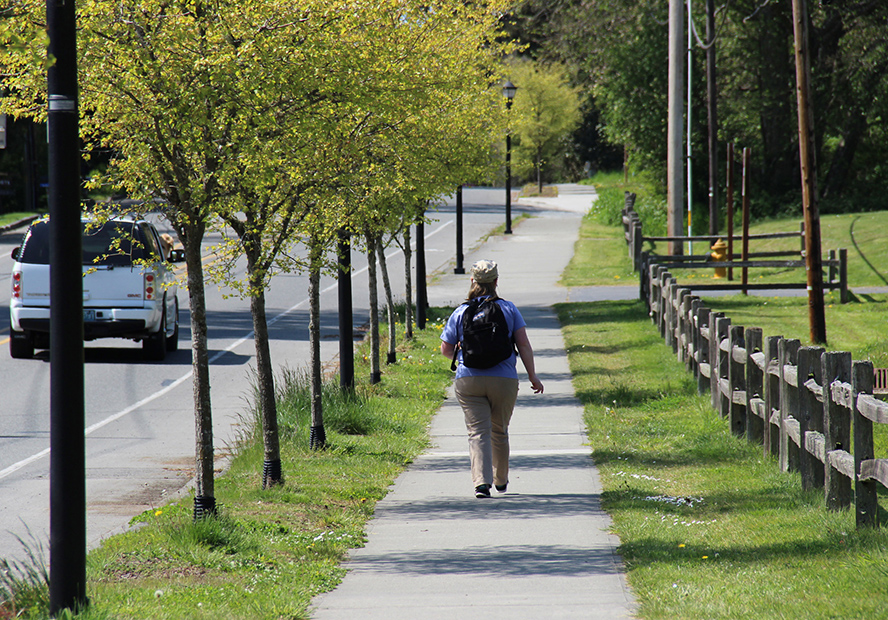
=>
[0,215,39,235]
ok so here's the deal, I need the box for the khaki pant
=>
[455,376,519,489]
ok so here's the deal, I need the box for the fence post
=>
[658,270,670,338]
[827,249,837,286]
[661,276,674,343]
[695,305,711,395]
[839,248,848,304]
[764,335,783,457]
[779,338,801,473]
[710,312,726,410]
[632,220,643,271]
[639,252,649,303]
[745,327,764,445]
[688,298,701,376]
[728,324,747,436]
[853,360,876,527]
[798,346,825,491]
[823,351,852,510]
[676,289,691,360]
[665,280,678,351]
[716,316,732,419]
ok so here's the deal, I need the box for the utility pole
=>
[791,0,827,344]
[46,0,87,613]
[706,0,719,237]
[667,0,685,255]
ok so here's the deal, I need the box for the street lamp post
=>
[503,80,517,235]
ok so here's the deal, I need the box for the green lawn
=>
[560,173,888,618]
[1,311,456,620]
[558,299,888,619]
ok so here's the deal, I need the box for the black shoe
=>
[474,484,491,498]
[495,483,508,493]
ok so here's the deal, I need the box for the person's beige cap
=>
[471,259,498,283]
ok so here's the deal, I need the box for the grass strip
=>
[45,309,455,620]
[557,299,888,619]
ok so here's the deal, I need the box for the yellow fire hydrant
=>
[710,239,728,279]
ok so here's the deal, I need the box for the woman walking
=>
[440,259,544,498]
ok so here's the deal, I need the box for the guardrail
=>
[645,263,887,527]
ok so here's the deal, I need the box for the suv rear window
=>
[19,220,160,266]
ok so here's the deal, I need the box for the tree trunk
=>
[402,225,413,340]
[309,241,326,450]
[244,244,282,488]
[305,241,325,449]
[181,220,215,519]
[756,2,798,197]
[366,232,381,384]
[377,237,397,364]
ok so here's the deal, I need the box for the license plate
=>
[83,309,96,321]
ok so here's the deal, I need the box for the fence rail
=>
[621,192,848,303]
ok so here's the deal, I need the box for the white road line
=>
[0,219,455,482]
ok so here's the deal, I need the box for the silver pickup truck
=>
[9,215,182,360]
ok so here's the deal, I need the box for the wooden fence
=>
[645,262,887,527]
[621,192,849,303]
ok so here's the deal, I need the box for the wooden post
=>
[728,324,747,436]
[791,0,827,345]
[696,305,712,395]
[746,327,764,445]
[716,316,732,420]
[667,0,685,256]
[705,0,719,238]
[741,147,751,294]
[839,248,848,304]
[688,297,701,375]
[779,338,801,473]
[726,143,735,281]
[798,346,825,491]
[676,289,691,359]
[823,351,852,510]
[710,312,725,410]
[853,360,876,527]
[764,335,783,457]
[632,221,643,271]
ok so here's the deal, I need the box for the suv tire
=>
[165,298,179,352]
[9,325,34,359]
[142,308,167,362]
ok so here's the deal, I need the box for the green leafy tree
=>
[505,57,582,192]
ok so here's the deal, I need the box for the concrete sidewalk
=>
[310,185,637,619]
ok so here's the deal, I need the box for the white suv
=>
[9,215,182,360]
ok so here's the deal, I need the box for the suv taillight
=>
[144,272,155,300]
[12,270,21,299]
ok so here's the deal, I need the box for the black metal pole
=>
[337,230,354,390]
[415,220,427,330]
[454,185,465,274]
[505,129,512,235]
[47,0,86,613]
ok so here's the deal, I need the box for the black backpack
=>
[451,297,515,370]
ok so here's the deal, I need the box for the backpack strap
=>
[450,342,460,372]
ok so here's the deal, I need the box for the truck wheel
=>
[165,298,179,352]
[9,327,34,359]
[143,310,167,361]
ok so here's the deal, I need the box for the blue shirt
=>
[441,297,526,379]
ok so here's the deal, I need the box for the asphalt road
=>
[0,188,520,564]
